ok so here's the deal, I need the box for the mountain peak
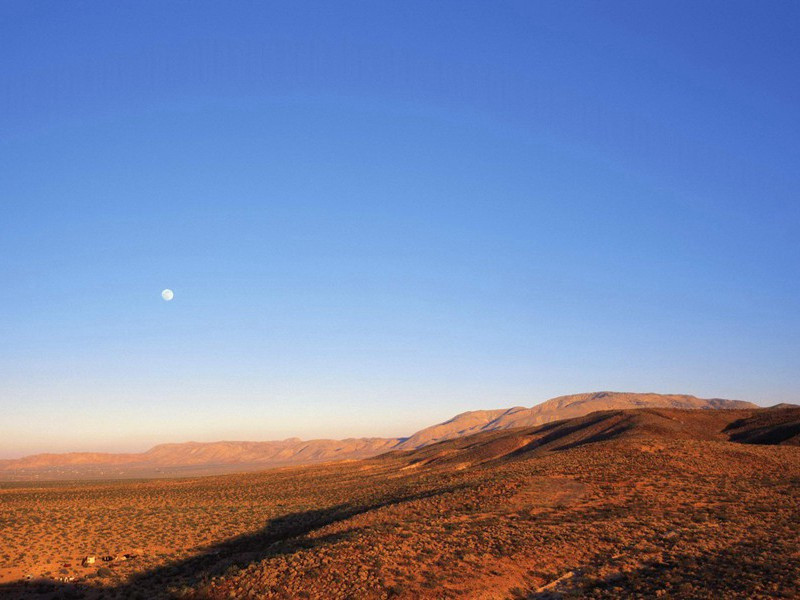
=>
[396,392,756,450]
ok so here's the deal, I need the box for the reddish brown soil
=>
[0,408,797,599]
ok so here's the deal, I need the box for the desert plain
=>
[0,400,798,599]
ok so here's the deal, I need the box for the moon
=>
[161,289,174,301]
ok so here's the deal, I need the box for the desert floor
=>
[1,416,798,599]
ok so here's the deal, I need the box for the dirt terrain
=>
[0,407,797,599]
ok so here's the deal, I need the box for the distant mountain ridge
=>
[0,438,402,477]
[395,392,756,449]
[0,392,762,479]
[380,405,800,472]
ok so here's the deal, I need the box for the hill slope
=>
[1,405,797,599]
[388,406,800,471]
[396,392,756,449]
[0,437,402,480]
[0,392,761,479]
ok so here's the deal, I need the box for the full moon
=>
[161,289,174,301]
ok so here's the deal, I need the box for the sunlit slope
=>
[397,391,757,449]
[0,392,765,479]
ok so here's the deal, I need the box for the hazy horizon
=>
[3,2,799,458]
[0,389,778,459]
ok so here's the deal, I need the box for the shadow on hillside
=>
[510,412,631,456]
[0,484,464,600]
[516,537,799,599]
[723,409,800,445]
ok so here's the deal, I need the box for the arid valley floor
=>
[1,406,798,599]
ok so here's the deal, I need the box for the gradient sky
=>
[2,1,799,457]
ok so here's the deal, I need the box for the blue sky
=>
[2,1,799,456]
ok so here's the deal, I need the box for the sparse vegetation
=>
[0,408,797,599]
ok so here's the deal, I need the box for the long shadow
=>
[723,407,800,445]
[0,483,467,599]
[519,537,800,599]
[508,412,629,457]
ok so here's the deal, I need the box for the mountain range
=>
[0,391,763,480]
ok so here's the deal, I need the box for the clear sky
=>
[2,1,799,457]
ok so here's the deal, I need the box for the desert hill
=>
[0,404,797,599]
[724,406,800,445]
[141,438,403,465]
[395,392,756,449]
[386,405,800,471]
[0,392,761,480]
[0,438,402,480]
